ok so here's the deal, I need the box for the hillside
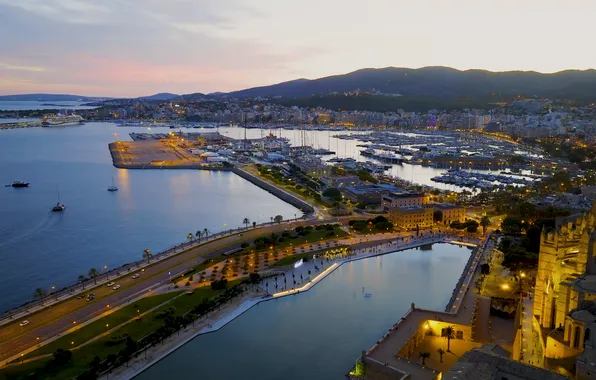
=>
[226,67,596,101]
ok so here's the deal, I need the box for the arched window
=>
[574,326,581,348]
[585,328,591,348]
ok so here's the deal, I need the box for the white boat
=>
[107,177,118,192]
[52,188,66,212]
[42,113,84,127]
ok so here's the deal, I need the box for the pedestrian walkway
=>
[472,296,492,343]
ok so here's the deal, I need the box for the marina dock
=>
[0,120,42,130]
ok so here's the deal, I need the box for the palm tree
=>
[419,352,430,366]
[34,288,48,305]
[243,218,250,228]
[143,249,152,263]
[88,268,99,284]
[252,221,257,228]
[195,230,202,242]
[274,215,283,224]
[270,216,274,223]
[437,348,445,363]
[203,228,210,240]
[480,216,491,235]
[78,275,86,290]
[444,326,455,352]
[187,233,194,243]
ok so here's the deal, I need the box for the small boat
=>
[364,293,372,298]
[52,202,65,212]
[52,188,65,212]
[12,181,29,188]
[107,176,118,192]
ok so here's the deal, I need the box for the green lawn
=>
[272,253,313,268]
[245,227,348,254]
[1,282,242,380]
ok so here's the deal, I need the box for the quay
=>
[0,121,41,130]
[349,236,494,380]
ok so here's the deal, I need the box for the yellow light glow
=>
[501,284,510,290]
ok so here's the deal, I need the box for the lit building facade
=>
[389,205,434,230]
[434,203,466,225]
[532,203,596,378]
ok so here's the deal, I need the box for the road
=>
[0,218,335,364]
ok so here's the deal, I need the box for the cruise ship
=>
[41,113,84,127]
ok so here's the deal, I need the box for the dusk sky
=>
[1,0,594,97]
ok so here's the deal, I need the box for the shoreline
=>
[119,235,478,380]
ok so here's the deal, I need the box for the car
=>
[19,320,29,327]
[77,294,85,299]
[112,285,121,290]
[106,282,115,287]
[132,274,140,279]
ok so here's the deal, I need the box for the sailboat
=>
[52,189,66,212]
[107,176,118,192]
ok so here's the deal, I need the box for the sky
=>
[0,0,594,97]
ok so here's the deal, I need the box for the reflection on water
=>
[139,244,470,380]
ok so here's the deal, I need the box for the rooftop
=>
[383,191,426,199]
[444,345,569,380]
[395,205,429,213]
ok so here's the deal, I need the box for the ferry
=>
[41,114,84,127]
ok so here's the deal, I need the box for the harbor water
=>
[138,243,471,380]
[0,123,300,310]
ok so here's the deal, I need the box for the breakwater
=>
[231,167,315,214]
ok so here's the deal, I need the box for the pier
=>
[0,121,41,130]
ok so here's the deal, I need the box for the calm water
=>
[138,243,470,380]
[0,101,97,111]
[0,123,300,310]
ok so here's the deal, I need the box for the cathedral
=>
[533,202,596,379]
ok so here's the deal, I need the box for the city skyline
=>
[1,0,595,97]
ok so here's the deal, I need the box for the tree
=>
[52,348,72,366]
[203,228,210,239]
[252,221,257,228]
[322,187,342,201]
[501,216,523,235]
[419,352,431,366]
[444,326,455,352]
[466,225,478,233]
[78,275,86,290]
[274,215,283,224]
[195,230,202,242]
[481,263,490,275]
[88,268,99,284]
[34,288,48,305]
[249,272,261,283]
[480,216,491,235]
[243,218,250,228]
[437,348,445,363]
[143,249,152,263]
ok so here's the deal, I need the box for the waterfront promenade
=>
[0,217,335,365]
[107,234,478,380]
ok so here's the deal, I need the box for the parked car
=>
[132,274,140,279]
[77,294,85,299]
[19,320,29,327]
[112,285,121,290]
[106,282,115,287]
[86,293,95,302]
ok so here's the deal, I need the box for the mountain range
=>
[223,66,596,101]
[2,66,596,104]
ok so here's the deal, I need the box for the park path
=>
[472,295,492,343]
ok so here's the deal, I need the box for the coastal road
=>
[0,218,348,364]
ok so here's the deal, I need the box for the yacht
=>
[52,202,65,212]
[12,181,29,188]
[107,177,118,192]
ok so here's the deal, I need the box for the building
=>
[389,205,434,230]
[532,202,596,378]
[434,203,466,225]
[444,345,568,380]
[382,192,429,209]
[342,184,401,205]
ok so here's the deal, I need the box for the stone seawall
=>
[231,167,315,214]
